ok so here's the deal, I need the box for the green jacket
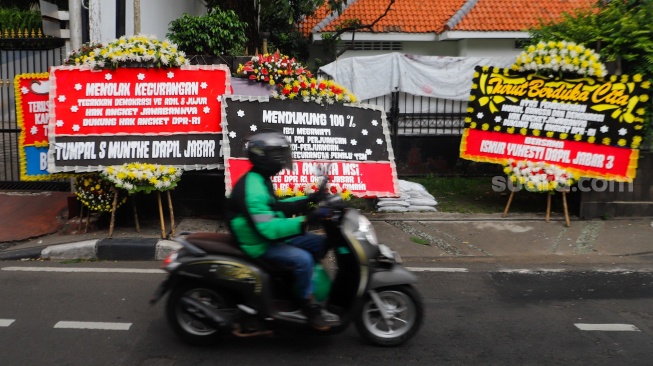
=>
[225,170,309,258]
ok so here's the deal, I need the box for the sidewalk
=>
[1,190,652,265]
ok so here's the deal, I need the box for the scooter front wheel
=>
[166,282,235,346]
[355,285,423,347]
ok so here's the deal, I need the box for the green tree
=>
[203,0,324,59]
[202,1,371,63]
[529,0,653,149]
[529,0,653,77]
[166,7,248,58]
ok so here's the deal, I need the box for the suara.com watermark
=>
[491,176,634,193]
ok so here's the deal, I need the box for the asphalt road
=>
[1,261,653,365]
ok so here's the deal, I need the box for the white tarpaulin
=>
[319,53,515,102]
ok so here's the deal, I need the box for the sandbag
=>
[377,206,409,212]
[407,198,438,206]
[406,205,437,212]
[377,200,410,207]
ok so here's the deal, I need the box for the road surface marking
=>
[575,323,640,331]
[407,267,468,272]
[54,321,132,330]
[2,267,164,274]
[497,269,566,273]
[0,319,15,327]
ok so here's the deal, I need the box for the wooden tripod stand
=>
[502,189,570,227]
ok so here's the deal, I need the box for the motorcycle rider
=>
[224,130,339,331]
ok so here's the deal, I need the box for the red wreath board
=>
[49,66,229,136]
[225,159,398,198]
[16,74,50,146]
[461,128,638,182]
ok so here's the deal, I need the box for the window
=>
[337,41,402,52]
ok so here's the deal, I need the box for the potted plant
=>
[166,6,248,68]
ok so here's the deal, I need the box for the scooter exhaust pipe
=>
[180,296,231,331]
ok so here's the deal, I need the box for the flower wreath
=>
[511,40,607,78]
[503,160,578,193]
[101,163,183,195]
[65,35,188,70]
[273,75,357,106]
[236,52,313,87]
[63,42,103,66]
[275,182,353,201]
[236,52,357,105]
[74,173,127,212]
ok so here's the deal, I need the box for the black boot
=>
[302,301,339,331]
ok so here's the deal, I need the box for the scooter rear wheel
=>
[355,285,423,347]
[166,282,235,346]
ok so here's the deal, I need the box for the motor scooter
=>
[150,178,424,347]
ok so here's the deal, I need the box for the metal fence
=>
[360,92,469,176]
[0,33,68,190]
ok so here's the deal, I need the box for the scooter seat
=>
[184,232,293,274]
[185,232,244,257]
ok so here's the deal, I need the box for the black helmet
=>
[246,130,292,176]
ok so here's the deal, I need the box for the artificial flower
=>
[236,52,313,88]
[503,160,577,193]
[272,75,357,106]
[101,162,183,194]
[74,173,127,212]
[275,181,352,201]
[511,40,607,78]
[66,35,188,70]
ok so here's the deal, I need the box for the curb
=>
[0,238,181,261]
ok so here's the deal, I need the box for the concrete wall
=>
[310,38,519,62]
[458,39,522,58]
[579,151,653,218]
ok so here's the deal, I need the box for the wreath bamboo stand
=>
[77,203,92,233]
[502,190,571,227]
[107,188,176,239]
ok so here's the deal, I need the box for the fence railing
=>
[0,35,68,190]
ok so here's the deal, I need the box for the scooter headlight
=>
[355,214,378,246]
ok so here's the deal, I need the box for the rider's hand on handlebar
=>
[308,176,329,203]
[307,189,327,204]
[304,207,332,227]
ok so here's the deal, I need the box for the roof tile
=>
[299,0,596,36]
